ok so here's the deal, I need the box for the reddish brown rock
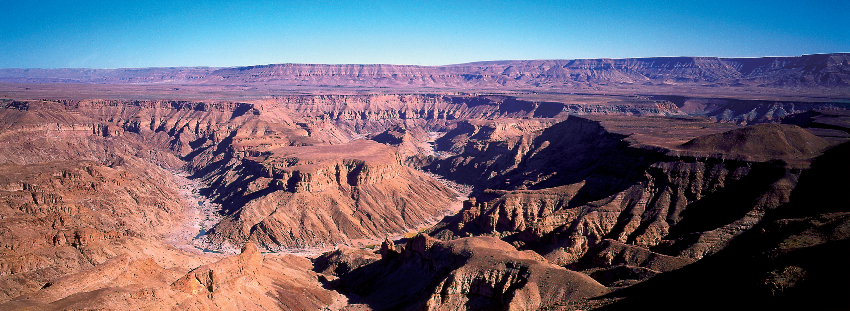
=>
[314,246,381,277]
[335,234,608,310]
[1,242,342,310]
[202,139,458,251]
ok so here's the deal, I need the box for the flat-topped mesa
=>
[0,100,105,137]
[203,139,458,251]
[245,140,403,193]
[4,54,849,88]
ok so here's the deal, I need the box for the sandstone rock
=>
[201,139,458,250]
[335,234,608,310]
[314,246,381,277]
[0,242,342,310]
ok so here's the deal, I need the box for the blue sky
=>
[1,0,848,68]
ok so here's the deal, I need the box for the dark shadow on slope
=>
[425,116,667,205]
[772,140,850,218]
[662,161,788,240]
[497,97,536,116]
[187,133,235,177]
[501,117,662,206]
[532,101,567,118]
[594,141,850,311]
[333,253,462,310]
[230,103,255,119]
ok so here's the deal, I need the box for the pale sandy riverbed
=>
[162,166,470,258]
[163,171,225,255]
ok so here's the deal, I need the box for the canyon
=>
[0,54,849,310]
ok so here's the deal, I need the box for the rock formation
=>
[201,139,458,251]
[329,234,608,310]
[1,243,343,310]
[426,111,846,293]
[0,55,848,310]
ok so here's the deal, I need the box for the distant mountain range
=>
[2,53,848,88]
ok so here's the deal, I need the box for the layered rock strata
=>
[1,243,342,310]
[427,116,841,288]
[327,234,608,310]
[4,53,848,88]
[201,139,458,251]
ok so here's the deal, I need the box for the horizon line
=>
[2,52,847,71]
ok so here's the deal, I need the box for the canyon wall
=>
[0,88,847,310]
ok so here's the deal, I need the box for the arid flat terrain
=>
[1,54,849,310]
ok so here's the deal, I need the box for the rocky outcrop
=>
[1,242,343,310]
[201,139,458,251]
[595,141,850,310]
[314,246,381,277]
[331,234,607,310]
[427,117,834,290]
[0,158,196,304]
[0,99,461,251]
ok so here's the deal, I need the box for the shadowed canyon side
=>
[0,57,849,310]
[415,112,850,307]
[322,234,608,310]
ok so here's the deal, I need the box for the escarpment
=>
[426,113,841,290]
[330,234,607,310]
[7,53,848,88]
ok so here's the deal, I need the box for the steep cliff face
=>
[272,94,688,126]
[535,159,798,266]
[722,53,850,87]
[431,155,790,261]
[426,116,837,288]
[595,141,850,311]
[426,116,648,192]
[0,101,215,304]
[329,235,607,311]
